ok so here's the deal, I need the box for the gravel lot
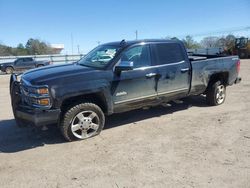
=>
[0,60,250,188]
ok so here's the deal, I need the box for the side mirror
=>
[115,61,133,72]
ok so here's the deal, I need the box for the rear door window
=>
[26,58,33,62]
[151,43,185,65]
[23,58,33,62]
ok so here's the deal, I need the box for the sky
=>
[0,0,249,54]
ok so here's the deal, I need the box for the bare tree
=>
[200,36,220,48]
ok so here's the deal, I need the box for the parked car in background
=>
[92,54,113,63]
[0,57,52,74]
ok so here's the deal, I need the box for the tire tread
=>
[60,102,105,141]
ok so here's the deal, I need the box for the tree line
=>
[175,34,237,54]
[0,38,56,56]
[0,34,243,56]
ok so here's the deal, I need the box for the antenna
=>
[120,39,126,46]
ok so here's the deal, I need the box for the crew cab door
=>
[22,58,36,69]
[14,59,25,71]
[112,44,158,112]
[150,43,191,99]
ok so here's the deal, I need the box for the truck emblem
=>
[116,91,127,96]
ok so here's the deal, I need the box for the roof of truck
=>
[104,39,182,47]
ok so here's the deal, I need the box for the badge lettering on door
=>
[116,91,127,96]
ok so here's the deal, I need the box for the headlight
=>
[37,88,49,95]
[28,87,49,95]
[20,79,51,108]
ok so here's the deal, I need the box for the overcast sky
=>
[0,0,249,54]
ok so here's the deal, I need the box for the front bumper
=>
[15,106,60,127]
[10,74,61,127]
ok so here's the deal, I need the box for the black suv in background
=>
[10,39,241,141]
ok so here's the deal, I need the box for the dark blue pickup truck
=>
[0,57,51,74]
[10,39,241,141]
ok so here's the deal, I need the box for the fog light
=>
[30,97,50,107]
[38,98,50,106]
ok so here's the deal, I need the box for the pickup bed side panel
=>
[190,56,239,95]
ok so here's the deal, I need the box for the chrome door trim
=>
[114,87,189,105]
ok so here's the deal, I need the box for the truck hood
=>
[22,63,100,85]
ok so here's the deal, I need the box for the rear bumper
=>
[235,77,242,84]
[15,107,60,127]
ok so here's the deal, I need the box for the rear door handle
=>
[146,73,157,78]
[181,68,190,73]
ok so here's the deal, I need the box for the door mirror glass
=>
[115,61,133,72]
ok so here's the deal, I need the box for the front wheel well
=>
[5,66,14,70]
[60,92,108,114]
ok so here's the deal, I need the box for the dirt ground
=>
[0,60,249,188]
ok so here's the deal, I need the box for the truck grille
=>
[20,83,31,105]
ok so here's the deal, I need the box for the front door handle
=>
[181,68,190,73]
[146,73,157,78]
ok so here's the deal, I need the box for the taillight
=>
[236,60,240,73]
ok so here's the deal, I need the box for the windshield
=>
[78,45,120,68]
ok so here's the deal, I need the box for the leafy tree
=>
[182,35,201,49]
[0,38,58,56]
[224,34,236,53]
[15,43,28,55]
[25,38,54,55]
[0,44,13,56]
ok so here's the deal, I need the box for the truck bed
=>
[188,54,228,61]
[189,56,239,95]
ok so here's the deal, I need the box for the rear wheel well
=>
[206,72,229,92]
[60,92,108,114]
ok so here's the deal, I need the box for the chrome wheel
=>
[71,111,100,139]
[216,85,226,104]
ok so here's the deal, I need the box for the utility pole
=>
[135,30,138,40]
[77,45,80,54]
[71,33,74,55]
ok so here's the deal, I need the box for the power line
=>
[177,26,250,38]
